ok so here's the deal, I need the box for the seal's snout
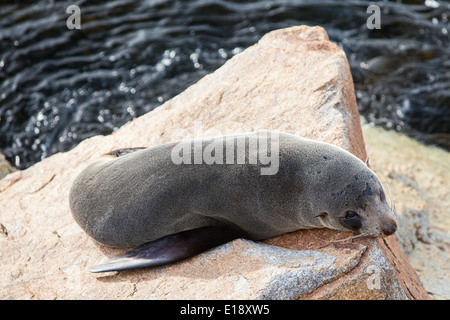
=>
[381,219,397,236]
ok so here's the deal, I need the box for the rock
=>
[0,153,16,180]
[0,26,429,299]
[362,121,450,300]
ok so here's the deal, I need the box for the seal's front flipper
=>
[90,227,244,273]
[105,147,146,158]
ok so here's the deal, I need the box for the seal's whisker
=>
[392,200,399,219]
[379,173,393,211]
[330,233,369,243]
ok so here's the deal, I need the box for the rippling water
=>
[0,0,449,169]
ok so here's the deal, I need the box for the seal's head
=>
[309,150,397,238]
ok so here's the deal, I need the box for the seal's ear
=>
[365,157,370,168]
[315,212,328,218]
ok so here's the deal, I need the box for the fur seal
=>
[69,131,397,273]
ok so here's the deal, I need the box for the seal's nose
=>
[382,219,397,236]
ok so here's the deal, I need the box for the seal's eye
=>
[346,211,358,219]
[341,211,362,230]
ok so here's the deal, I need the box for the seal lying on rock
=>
[69,131,397,273]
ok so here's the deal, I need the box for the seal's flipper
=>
[90,227,244,273]
[105,147,146,158]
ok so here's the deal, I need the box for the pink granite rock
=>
[0,26,428,300]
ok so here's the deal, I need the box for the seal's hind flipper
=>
[89,227,244,273]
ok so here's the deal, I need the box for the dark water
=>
[0,0,449,170]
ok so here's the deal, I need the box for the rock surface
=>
[362,121,449,300]
[0,153,15,180]
[0,26,429,299]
